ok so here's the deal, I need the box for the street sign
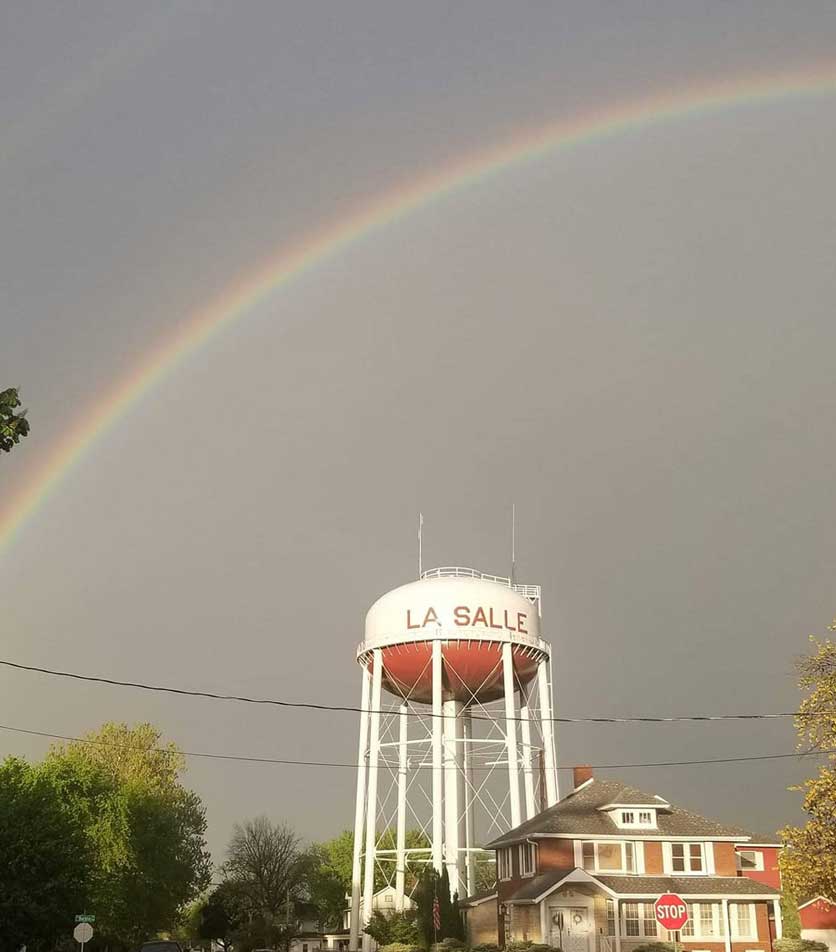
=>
[654,893,689,932]
[73,923,94,945]
[75,916,95,924]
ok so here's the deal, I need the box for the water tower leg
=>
[501,643,522,828]
[362,649,383,952]
[443,696,464,897]
[395,702,408,911]
[349,665,371,951]
[463,708,475,897]
[537,656,559,806]
[519,680,537,820]
[432,640,444,874]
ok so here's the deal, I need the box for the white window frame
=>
[518,842,536,878]
[622,902,659,938]
[498,847,513,881]
[736,850,764,872]
[577,840,636,873]
[667,841,706,874]
[616,808,657,828]
[680,902,726,940]
[730,903,757,940]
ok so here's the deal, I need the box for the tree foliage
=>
[42,722,212,946]
[780,634,836,900]
[0,758,91,952]
[415,867,464,948]
[364,910,421,947]
[0,387,30,454]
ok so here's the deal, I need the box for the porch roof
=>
[595,874,781,898]
[504,870,780,904]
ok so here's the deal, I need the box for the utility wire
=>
[0,722,827,771]
[0,658,824,726]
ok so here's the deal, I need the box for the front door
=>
[550,906,591,952]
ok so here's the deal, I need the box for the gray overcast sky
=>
[2,1,836,863]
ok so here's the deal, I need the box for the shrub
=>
[632,944,675,952]
[379,944,424,952]
[775,941,829,952]
[506,943,533,952]
[471,945,499,952]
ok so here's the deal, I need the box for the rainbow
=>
[3,64,836,554]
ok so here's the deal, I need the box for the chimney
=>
[573,765,593,789]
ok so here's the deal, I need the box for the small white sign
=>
[74,923,94,945]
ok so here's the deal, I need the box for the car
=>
[139,942,183,952]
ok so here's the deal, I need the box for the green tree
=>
[42,722,212,946]
[414,867,464,947]
[198,882,245,950]
[780,633,836,899]
[0,387,30,453]
[0,757,91,952]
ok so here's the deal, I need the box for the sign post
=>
[654,893,689,952]
[73,921,94,952]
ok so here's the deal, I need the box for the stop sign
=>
[654,893,689,931]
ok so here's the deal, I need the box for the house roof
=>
[460,889,498,907]
[503,869,780,904]
[485,778,753,847]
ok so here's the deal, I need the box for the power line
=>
[0,657,824,726]
[0,722,828,771]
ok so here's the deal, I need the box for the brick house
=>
[462,768,782,952]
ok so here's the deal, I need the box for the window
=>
[622,903,657,938]
[732,904,755,939]
[680,903,725,939]
[624,902,640,937]
[582,842,595,871]
[498,847,512,880]
[737,850,764,871]
[670,842,705,873]
[579,841,636,873]
[519,842,536,877]
[616,808,655,828]
[598,842,622,871]
[607,900,616,936]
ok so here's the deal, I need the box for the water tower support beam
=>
[463,708,475,897]
[519,679,537,820]
[537,656,559,806]
[443,696,464,897]
[361,650,383,952]
[349,665,371,951]
[395,702,408,911]
[432,639,444,873]
[502,642,522,828]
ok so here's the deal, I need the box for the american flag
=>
[432,895,441,933]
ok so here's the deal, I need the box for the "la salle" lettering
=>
[406,605,528,634]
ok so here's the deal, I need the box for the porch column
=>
[539,901,548,946]
[614,899,622,952]
[722,899,732,952]
[772,899,783,941]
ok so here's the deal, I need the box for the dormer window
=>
[616,808,656,828]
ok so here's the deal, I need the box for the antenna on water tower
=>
[511,503,516,584]
[418,512,424,578]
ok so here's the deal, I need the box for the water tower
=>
[348,567,559,951]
